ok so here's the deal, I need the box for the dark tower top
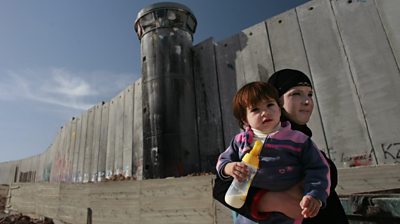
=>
[134,2,197,41]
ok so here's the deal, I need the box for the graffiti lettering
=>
[19,171,36,183]
[381,143,400,162]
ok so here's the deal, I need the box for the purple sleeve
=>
[301,138,331,207]
[216,137,241,180]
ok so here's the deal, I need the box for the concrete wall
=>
[5,165,400,223]
[0,79,143,185]
[0,0,400,187]
[0,185,8,212]
[7,176,230,224]
[192,0,400,169]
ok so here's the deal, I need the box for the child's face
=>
[281,86,314,125]
[244,98,281,132]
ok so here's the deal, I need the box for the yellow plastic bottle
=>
[224,140,263,208]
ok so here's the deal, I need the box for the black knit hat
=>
[268,69,312,97]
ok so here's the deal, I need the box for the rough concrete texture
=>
[0,213,54,224]
[0,185,8,213]
[6,175,232,224]
[5,165,400,224]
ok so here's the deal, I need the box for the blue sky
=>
[0,0,309,163]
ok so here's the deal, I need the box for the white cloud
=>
[44,68,98,97]
[0,68,136,110]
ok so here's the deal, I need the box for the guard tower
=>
[134,2,199,178]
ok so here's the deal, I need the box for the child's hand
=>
[224,162,249,182]
[299,195,322,218]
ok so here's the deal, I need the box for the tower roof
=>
[134,2,197,40]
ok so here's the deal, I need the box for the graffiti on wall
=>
[19,171,36,183]
[327,146,373,168]
[381,142,400,163]
[328,141,400,166]
[42,164,52,182]
[342,153,372,167]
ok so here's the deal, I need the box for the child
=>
[216,81,330,224]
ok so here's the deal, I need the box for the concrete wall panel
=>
[0,163,7,184]
[215,35,242,148]
[337,164,400,195]
[72,117,82,182]
[83,107,95,183]
[34,155,40,182]
[36,153,45,182]
[7,176,223,224]
[89,181,140,223]
[43,146,52,182]
[9,183,37,213]
[77,111,88,182]
[123,84,134,177]
[56,124,67,182]
[67,118,77,182]
[140,176,214,224]
[239,22,273,83]
[20,157,28,182]
[18,158,28,182]
[297,0,373,166]
[332,0,400,164]
[49,128,62,182]
[59,126,68,181]
[90,103,103,182]
[98,102,109,181]
[26,157,34,182]
[376,0,400,66]
[13,161,20,183]
[267,8,327,151]
[43,152,51,182]
[60,121,72,182]
[35,183,60,217]
[132,80,143,180]
[58,183,88,224]
[0,162,14,184]
[106,93,122,178]
[56,127,66,181]
[267,9,309,73]
[114,91,125,176]
[106,96,118,179]
[193,38,225,172]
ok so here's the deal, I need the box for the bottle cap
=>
[242,140,262,168]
